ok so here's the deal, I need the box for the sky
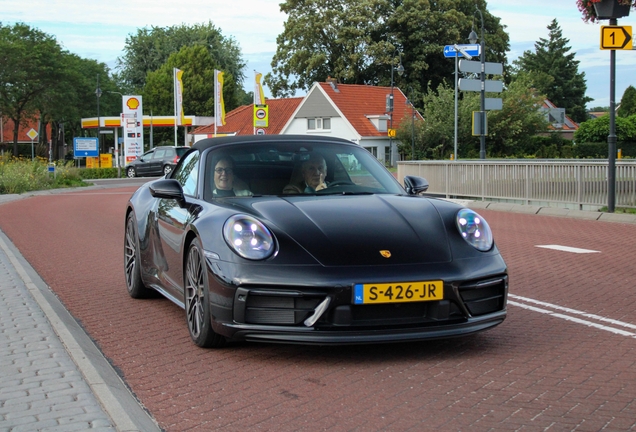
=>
[1,0,635,109]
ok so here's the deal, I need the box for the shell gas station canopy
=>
[81,115,213,130]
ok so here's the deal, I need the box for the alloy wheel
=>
[124,218,137,291]
[185,246,205,339]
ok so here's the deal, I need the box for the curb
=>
[0,222,161,432]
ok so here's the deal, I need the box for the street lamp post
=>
[95,75,102,167]
[407,87,416,160]
[389,50,404,166]
[469,7,486,159]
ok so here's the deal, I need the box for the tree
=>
[397,73,549,160]
[512,19,591,123]
[43,55,118,159]
[266,0,509,100]
[116,22,245,96]
[143,45,240,145]
[618,85,636,118]
[0,23,66,155]
[574,115,636,143]
[484,73,549,157]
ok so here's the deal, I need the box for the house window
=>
[307,118,331,131]
[378,118,387,132]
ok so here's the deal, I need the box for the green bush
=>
[0,155,90,194]
[572,141,636,158]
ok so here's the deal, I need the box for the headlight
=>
[456,208,493,251]
[223,215,276,260]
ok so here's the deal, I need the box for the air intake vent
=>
[458,277,507,316]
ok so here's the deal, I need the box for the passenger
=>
[211,156,252,197]
[283,153,328,194]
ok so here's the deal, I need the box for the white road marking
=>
[509,294,636,339]
[535,245,600,254]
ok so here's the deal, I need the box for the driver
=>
[283,153,328,194]
[211,155,252,197]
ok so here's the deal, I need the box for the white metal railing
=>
[397,160,636,210]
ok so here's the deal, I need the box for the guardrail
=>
[397,160,636,210]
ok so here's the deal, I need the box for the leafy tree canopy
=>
[511,18,591,123]
[0,22,66,152]
[116,22,245,93]
[266,0,509,101]
[144,45,241,117]
[618,85,636,118]
[485,72,549,157]
[574,114,636,143]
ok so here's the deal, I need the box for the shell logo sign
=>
[126,98,140,110]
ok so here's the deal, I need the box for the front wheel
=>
[124,212,152,298]
[126,166,136,178]
[184,238,226,348]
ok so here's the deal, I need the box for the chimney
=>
[326,76,339,92]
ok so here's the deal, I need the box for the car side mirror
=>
[404,175,429,195]
[149,179,186,206]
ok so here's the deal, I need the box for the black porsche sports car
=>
[124,135,507,348]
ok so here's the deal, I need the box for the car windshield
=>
[202,141,404,201]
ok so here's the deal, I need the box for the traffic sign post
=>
[472,112,488,136]
[485,98,503,111]
[443,44,480,58]
[445,44,485,161]
[600,25,632,50]
[27,128,38,160]
[254,104,269,128]
[73,137,99,158]
[459,59,503,75]
[459,79,503,93]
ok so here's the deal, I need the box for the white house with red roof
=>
[281,80,422,164]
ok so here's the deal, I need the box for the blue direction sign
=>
[73,137,99,158]
[443,44,480,58]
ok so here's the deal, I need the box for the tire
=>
[184,238,226,348]
[163,164,172,176]
[124,212,152,298]
[126,166,136,178]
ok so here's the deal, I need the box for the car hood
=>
[236,195,454,266]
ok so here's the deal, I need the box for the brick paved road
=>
[0,187,635,431]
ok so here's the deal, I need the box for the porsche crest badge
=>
[380,250,391,258]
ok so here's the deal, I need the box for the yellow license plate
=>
[353,281,443,305]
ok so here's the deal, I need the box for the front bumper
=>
[208,263,508,345]
[224,310,506,345]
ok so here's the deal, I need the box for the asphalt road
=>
[0,183,635,431]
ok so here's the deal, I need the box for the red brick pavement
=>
[0,189,635,431]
